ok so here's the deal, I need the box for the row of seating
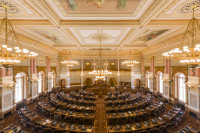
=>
[35,100,94,125]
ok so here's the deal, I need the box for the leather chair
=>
[54,129,63,133]
[137,115,143,122]
[44,128,54,133]
[148,128,157,133]
[120,116,128,124]
[30,124,37,133]
[110,118,119,125]
[74,117,82,124]
[152,109,158,117]
[54,115,62,122]
[157,126,166,133]
[166,123,173,133]
[82,118,91,125]
[50,113,55,120]
[129,116,136,123]
[139,130,148,133]
[36,126,44,133]
[144,113,151,120]
[64,116,72,123]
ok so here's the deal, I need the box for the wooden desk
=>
[107,110,148,125]
[162,107,181,123]
[108,117,166,133]
[36,118,93,133]
[2,124,27,133]
[20,107,40,122]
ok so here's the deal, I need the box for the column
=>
[29,58,38,103]
[56,59,59,86]
[67,66,70,87]
[93,59,95,70]
[131,66,135,89]
[105,59,107,70]
[141,59,145,86]
[117,59,120,86]
[46,57,52,91]
[163,59,171,103]
[81,59,84,86]
[149,57,154,92]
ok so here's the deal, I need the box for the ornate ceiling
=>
[0,0,199,58]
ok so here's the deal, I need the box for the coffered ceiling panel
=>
[19,27,71,45]
[68,27,132,47]
[0,0,43,19]
[156,0,200,19]
[47,0,155,20]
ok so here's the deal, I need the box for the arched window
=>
[145,71,150,88]
[15,72,26,103]
[110,61,115,70]
[85,61,91,70]
[175,73,186,103]
[156,72,163,93]
[38,71,44,93]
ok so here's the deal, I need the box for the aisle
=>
[94,97,107,133]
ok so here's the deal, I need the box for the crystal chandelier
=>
[163,5,200,68]
[89,35,112,80]
[61,49,78,66]
[122,49,139,66]
[0,5,37,68]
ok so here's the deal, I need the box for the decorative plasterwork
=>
[140,0,175,25]
[47,0,154,20]
[26,0,60,25]
[0,0,42,18]
[156,0,200,19]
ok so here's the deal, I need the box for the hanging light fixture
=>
[61,49,78,66]
[163,4,200,68]
[122,49,139,66]
[0,4,37,68]
[88,35,112,80]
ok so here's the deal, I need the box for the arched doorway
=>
[134,79,141,88]
[38,71,44,93]
[156,71,163,93]
[145,71,150,88]
[174,73,186,103]
[15,72,26,103]
[61,79,67,88]
[85,78,92,86]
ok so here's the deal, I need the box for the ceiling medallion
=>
[0,0,19,14]
[182,1,200,14]
[89,33,111,42]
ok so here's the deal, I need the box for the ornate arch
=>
[59,78,67,87]
[133,78,141,87]
[85,77,92,86]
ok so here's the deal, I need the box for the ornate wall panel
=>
[190,93,197,109]
[51,66,56,73]
[155,66,164,74]
[37,66,46,74]
[144,66,150,72]
[172,66,188,77]
[3,93,11,109]
[13,66,29,77]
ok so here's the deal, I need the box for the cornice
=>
[26,0,60,25]
[60,20,140,26]
[7,20,53,25]
[139,0,174,26]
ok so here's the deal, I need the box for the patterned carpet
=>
[0,93,200,133]
[94,98,107,133]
